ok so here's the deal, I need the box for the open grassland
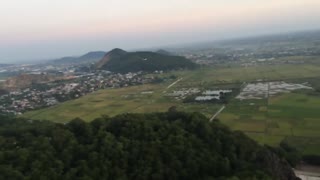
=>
[22,63,320,154]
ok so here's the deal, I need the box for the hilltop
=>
[95,48,197,73]
[95,48,127,69]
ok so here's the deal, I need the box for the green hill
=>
[96,48,197,73]
[0,112,297,179]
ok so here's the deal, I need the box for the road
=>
[167,78,183,89]
[165,78,226,122]
[210,105,226,122]
[294,170,320,180]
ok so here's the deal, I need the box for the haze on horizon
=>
[1,0,320,63]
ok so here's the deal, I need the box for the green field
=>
[22,64,320,155]
[169,64,320,88]
[219,93,320,155]
[24,83,176,122]
[23,82,222,122]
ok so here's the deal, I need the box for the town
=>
[0,69,162,115]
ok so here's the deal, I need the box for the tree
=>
[0,112,297,179]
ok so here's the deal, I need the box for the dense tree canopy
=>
[0,112,297,180]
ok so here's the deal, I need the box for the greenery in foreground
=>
[0,111,298,180]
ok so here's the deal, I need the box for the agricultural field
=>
[219,89,320,155]
[163,64,320,88]
[23,83,177,122]
[22,81,223,122]
[22,63,320,154]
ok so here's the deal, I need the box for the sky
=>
[1,0,320,62]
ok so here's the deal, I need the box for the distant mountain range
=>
[95,48,197,73]
[0,64,13,67]
[52,51,106,64]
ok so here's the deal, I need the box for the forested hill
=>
[96,48,197,73]
[0,112,298,180]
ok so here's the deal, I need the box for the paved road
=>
[210,105,226,122]
[167,78,183,89]
[295,170,320,180]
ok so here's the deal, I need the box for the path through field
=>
[167,78,183,89]
[210,105,225,122]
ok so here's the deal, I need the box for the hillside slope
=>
[95,48,127,69]
[96,48,197,73]
[0,112,297,179]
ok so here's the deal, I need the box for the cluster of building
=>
[166,88,232,102]
[0,71,156,115]
[178,45,320,66]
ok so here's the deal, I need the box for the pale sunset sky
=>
[1,0,320,62]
